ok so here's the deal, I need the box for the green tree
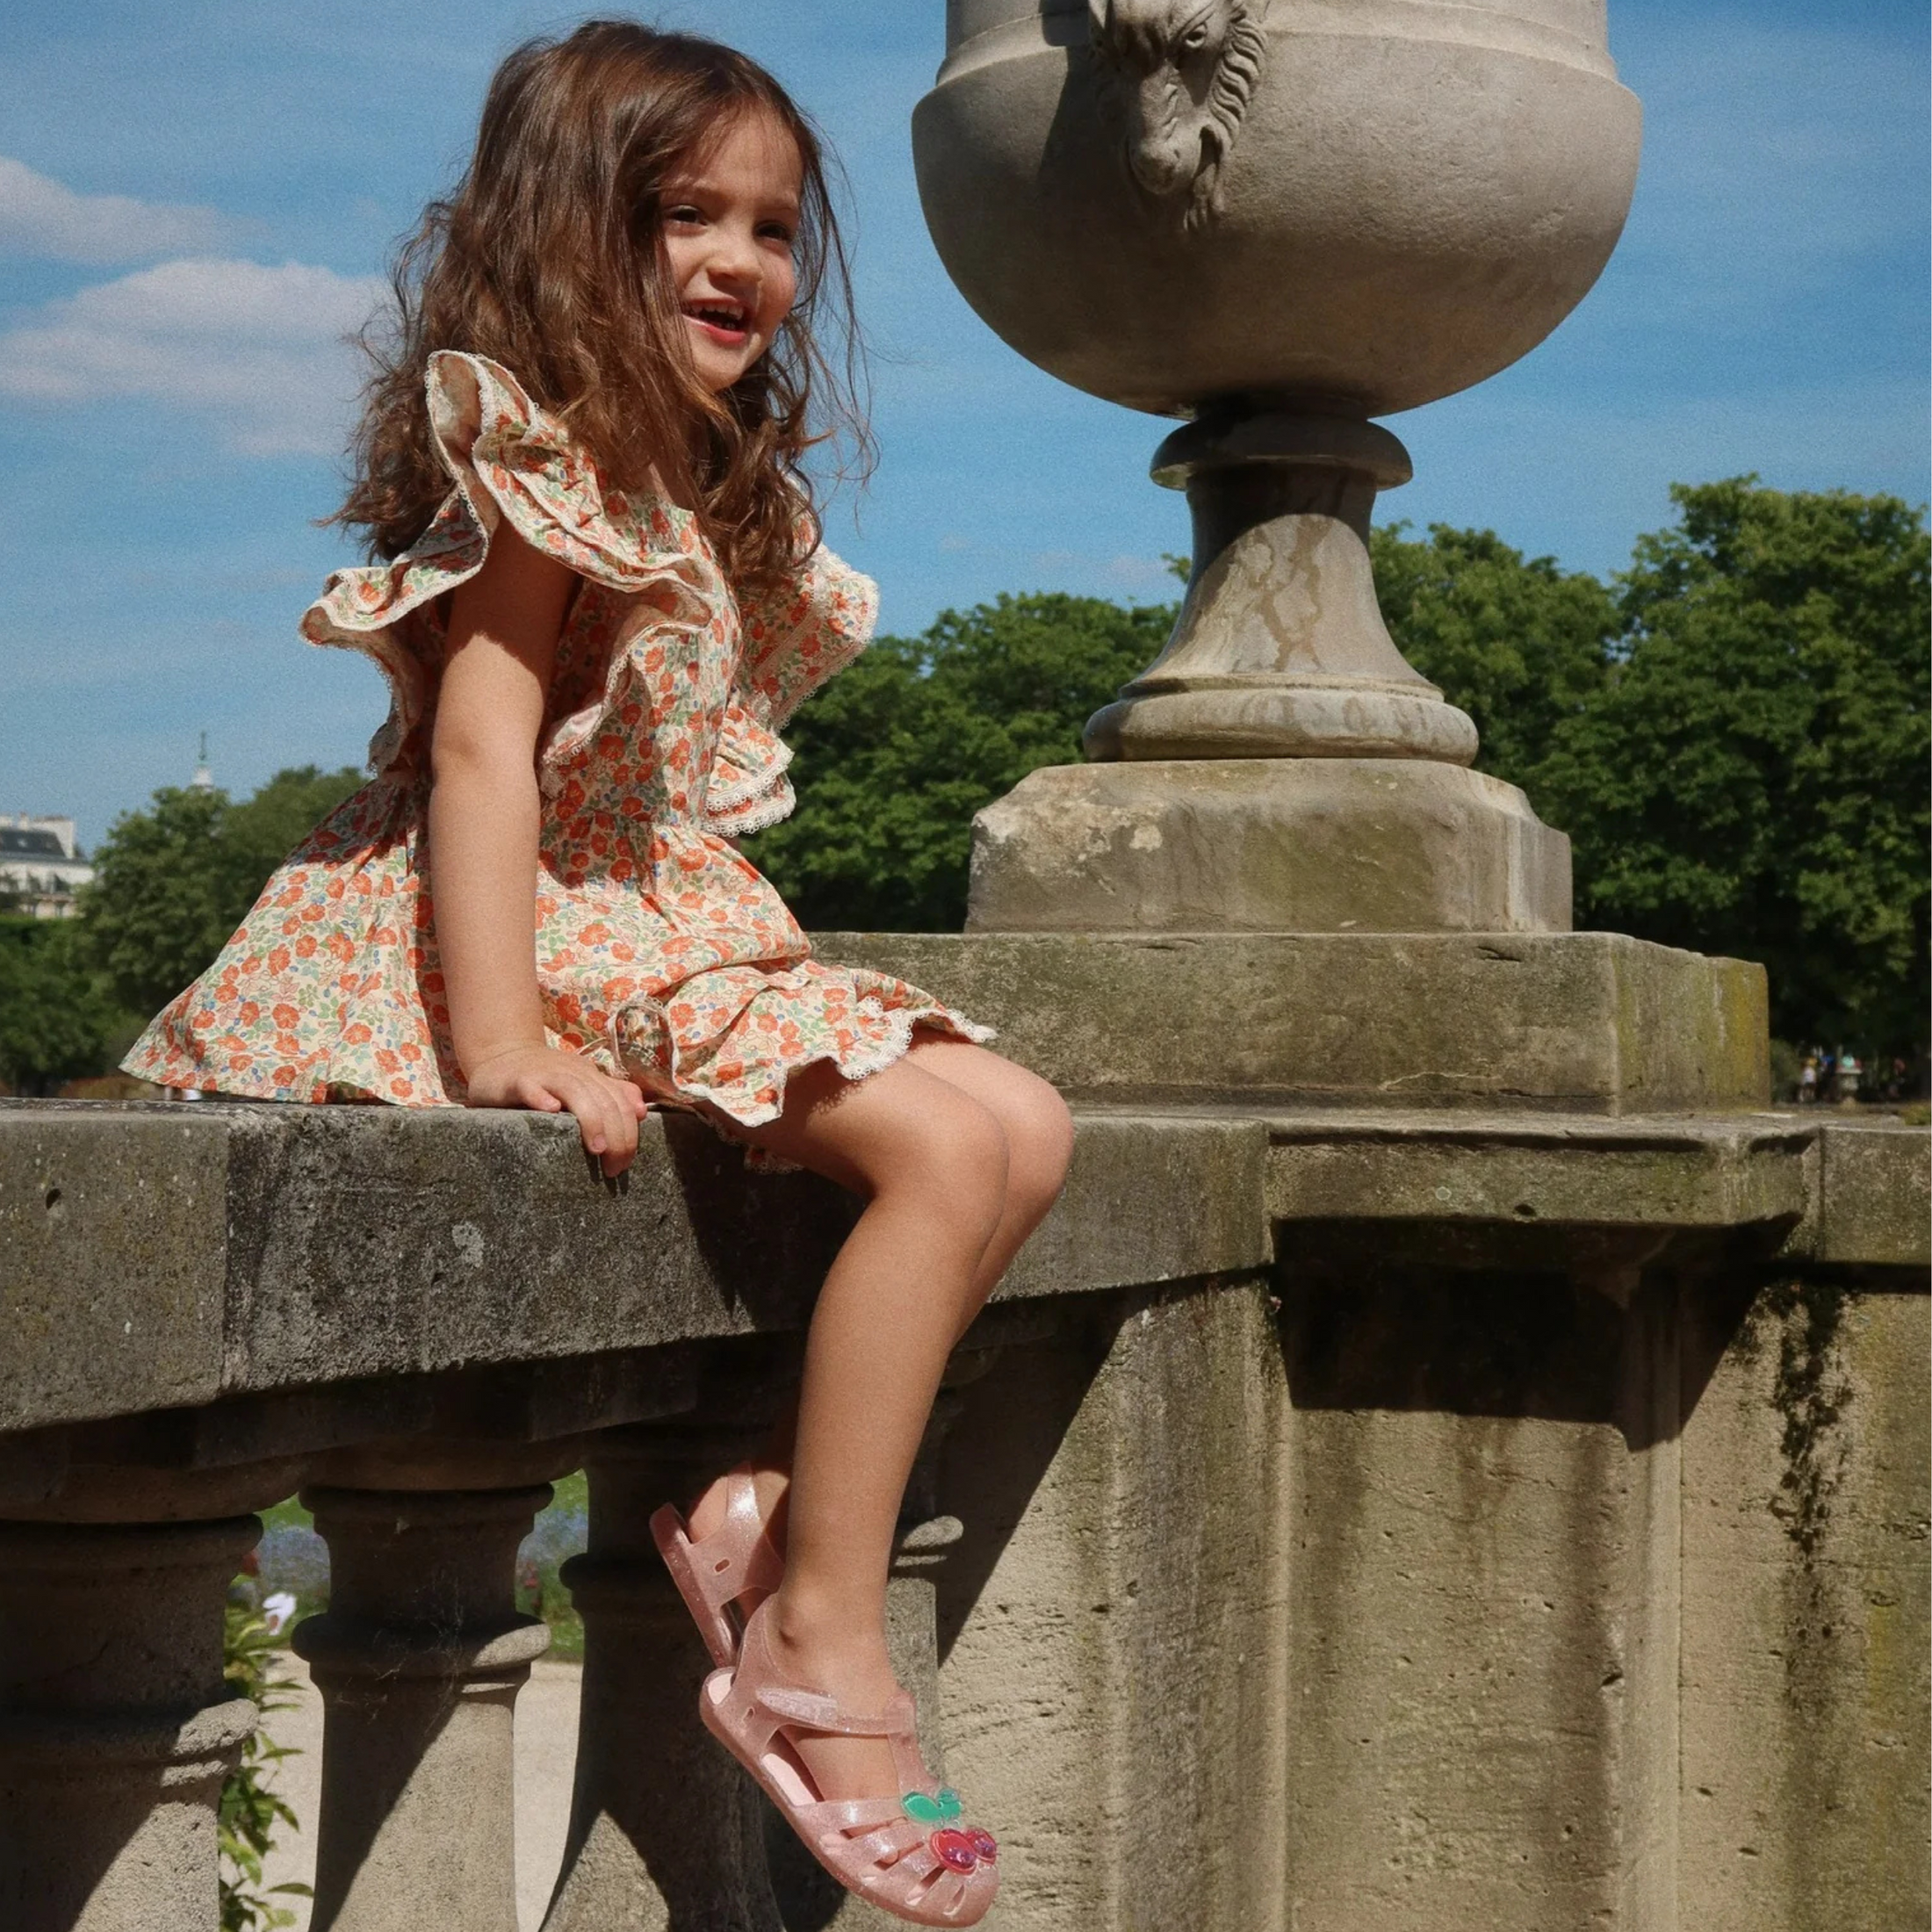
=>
[749,593,1173,930]
[1536,480,1929,1058]
[1371,523,1618,791]
[82,767,364,1015]
[0,916,126,1095]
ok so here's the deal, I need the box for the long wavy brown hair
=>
[333,20,870,600]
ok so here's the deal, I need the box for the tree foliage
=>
[82,766,364,1015]
[1537,480,1928,1056]
[0,917,127,1095]
[1371,523,1618,792]
[748,593,1173,931]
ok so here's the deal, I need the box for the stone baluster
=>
[294,1476,557,1932]
[0,1515,261,1932]
[544,1420,782,1932]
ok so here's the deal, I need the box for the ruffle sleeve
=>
[698,535,880,838]
[299,350,718,783]
[736,541,880,732]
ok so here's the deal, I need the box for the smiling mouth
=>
[684,302,750,344]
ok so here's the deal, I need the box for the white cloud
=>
[0,257,387,455]
[0,155,237,263]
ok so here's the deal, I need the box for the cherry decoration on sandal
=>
[930,1829,980,1873]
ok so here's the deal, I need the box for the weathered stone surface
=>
[1791,1116,1932,1267]
[1276,1258,1682,1931]
[1266,1110,1813,1289]
[1680,1278,1931,1930]
[932,1279,1290,1931]
[965,760,1573,934]
[0,1101,1267,1434]
[0,1109,229,1431]
[817,932,1770,1113]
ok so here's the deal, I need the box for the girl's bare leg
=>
[688,1042,1072,1527]
[903,1035,1077,1323]
[683,1043,1071,1803]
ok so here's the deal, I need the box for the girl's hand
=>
[463,1043,649,1177]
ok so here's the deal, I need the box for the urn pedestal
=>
[913,0,1642,932]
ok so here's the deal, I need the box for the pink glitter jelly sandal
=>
[700,1599,999,1926]
[650,1466,786,1669]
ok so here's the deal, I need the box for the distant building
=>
[0,815,94,919]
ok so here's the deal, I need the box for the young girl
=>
[125,21,1071,1925]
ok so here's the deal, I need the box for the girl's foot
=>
[701,1598,998,1926]
[686,1461,790,1550]
[763,1597,905,1804]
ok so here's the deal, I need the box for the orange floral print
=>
[124,352,990,1137]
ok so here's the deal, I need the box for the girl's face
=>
[660,109,804,394]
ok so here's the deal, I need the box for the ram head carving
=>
[1087,0,1271,227]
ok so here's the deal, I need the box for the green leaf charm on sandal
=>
[903,1788,963,1825]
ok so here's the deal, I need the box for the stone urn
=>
[912,0,1641,934]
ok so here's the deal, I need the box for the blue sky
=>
[3,0,1926,847]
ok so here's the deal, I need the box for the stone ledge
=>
[1257,1107,1928,1273]
[1797,1117,1932,1269]
[0,1099,1268,1438]
[4,1099,1920,1489]
[815,930,1770,1114]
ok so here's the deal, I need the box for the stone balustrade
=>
[1,1092,1925,1931]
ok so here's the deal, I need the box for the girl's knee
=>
[941,1093,1013,1212]
[875,1082,1009,1224]
[998,1074,1075,1222]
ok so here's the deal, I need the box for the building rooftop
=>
[0,827,69,860]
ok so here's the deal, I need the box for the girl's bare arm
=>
[431,523,647,1175]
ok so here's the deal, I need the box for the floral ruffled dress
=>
[123,351,990,1129]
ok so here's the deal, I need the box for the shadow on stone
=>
[659,1113,859,1335]
[1278,1240,1761,1451]
[931,1294,1123,1666]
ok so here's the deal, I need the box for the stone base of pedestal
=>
[815,930,1770,1114]
[966,760,1571,935]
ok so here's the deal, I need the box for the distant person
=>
[1798,1053,1819,1104]
[121,25,1069,1921]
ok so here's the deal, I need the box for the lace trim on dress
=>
[706,778,797,840]
[706,703,794,811]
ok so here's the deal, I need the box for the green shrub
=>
[220,1598,312,1932]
